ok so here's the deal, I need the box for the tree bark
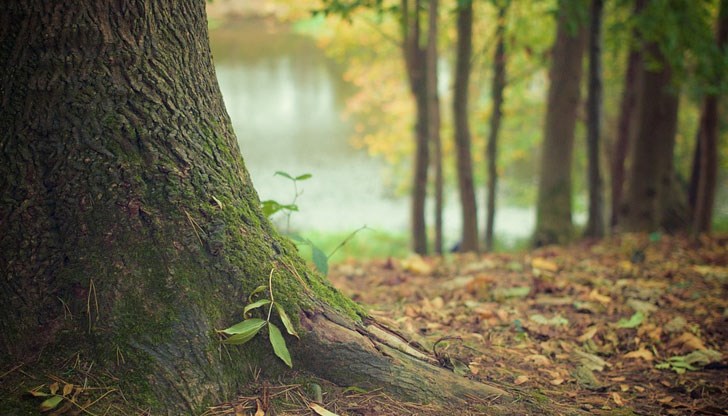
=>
[485,1,508,252]
[620,42,681,232]
[427,0,443,254]
[611,47,643,229]
[584,0,605,239]
[533,2,586,247]
[689,0,727,234]
[402,0,430,254]
[453,0,479,252]
[0,1,522,413]
[611,0,646,230]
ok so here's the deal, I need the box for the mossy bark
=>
[0,1,534,414]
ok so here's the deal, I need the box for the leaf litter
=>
[325,234,728,415]
[206,234,727,415]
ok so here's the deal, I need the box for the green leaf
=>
[342,386,369,394]
[248,285,267,303]
[268,323,292,367]
[288,234,305,243]
[275,303,299,339]
[616,311,645,329]
[311,244,329,276]
[295,173,312,181]
[243,299,271,316]
[261,200,283,217]
[274,171,294,180]
[221,318,266,345]
[40,395,63,412]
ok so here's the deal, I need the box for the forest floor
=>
[206,233,728,416]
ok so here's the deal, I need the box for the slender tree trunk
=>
[620,43,681,232]
[689,0,727,234]
[611,50,642,228]
[611,0,645,229]
[427,0,443,254]
[453,0,479,252]
[584,0,605,238]
[485,2,508,252]
[533,2,586,247]
[402,0,430,254]
[0,1,520,413]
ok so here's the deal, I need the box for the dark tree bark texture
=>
[689,0,727,234]
[427,0,443,254]
[533,2,586,247]
[402,0,430,255]
[610,0,645,229]
[485,1,508,252]
[453,0,479,252]
[584,0,605,239]
[620,43,681,232]
[0,1,522,414]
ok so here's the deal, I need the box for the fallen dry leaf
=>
[623,347,654,361]
[670,332,707,351]
[514,375,529,385]
[525,354,551,366]
[310,403,340,416]
[588,289,612,305]
[531,257,559,273]
[577,326,598,343]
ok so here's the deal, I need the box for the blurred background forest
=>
[205,0,728,259]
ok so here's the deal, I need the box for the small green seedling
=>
[219,268,298,367]
[260,171,311,233]
[259,171,367,276]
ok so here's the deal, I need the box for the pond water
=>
[209,17,535,247]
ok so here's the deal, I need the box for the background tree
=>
[0,0,513,412]
[619,0,716,232]
[610,0,645,229]
[620,41,681,231]
[584,0,606,238]
[484,0,509,251]
[689,0,727,234]
[402,0,431,253]
[453,0,479,252]
[427,0,444,253]
[533,0,587,246]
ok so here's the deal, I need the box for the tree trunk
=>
[610,0,646,230]
[402,0,430,255]
[689,0,727,234]
[584,0,605,239]
[0,1,520,413]
[453,0,479,252]
[427,0,443,254]
[610,47,643,229]
[533,2,586,247]
[485,1,508,252]
[620,42,681,232]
